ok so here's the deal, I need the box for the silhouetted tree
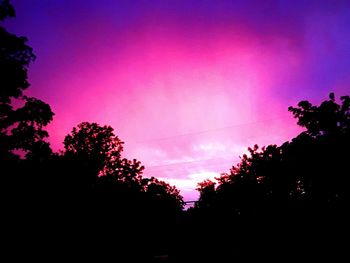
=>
[286,93,350,206]
[1,3,56,260]
[1,1,186,261]
[0,0,14,20]
[189,93,350,261]
[63,122,124,183]
[0,0,54,160]
[288,92,350,137]
[196,93,349,212]
[145,176,184,212]
[195,179,216,210]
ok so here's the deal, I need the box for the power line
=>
[144,161,234,176]
[139,116,296,172]
[145,164,232,175]
[132,114,290,144]
[144,157,234,169]
[127,114,299,189]
[127,114,293,171]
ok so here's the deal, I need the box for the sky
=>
[4,0,350,200]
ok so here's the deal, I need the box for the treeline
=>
[196,92,350,214]
[186,93,350,261]
[3,122,184,261]
[1,1,349,261]
[1,1,183,260]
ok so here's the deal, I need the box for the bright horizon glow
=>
[6,0,350,200]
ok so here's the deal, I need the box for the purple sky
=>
[5,0,350,200]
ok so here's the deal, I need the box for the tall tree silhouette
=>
[63,122,124,182]
[62,122,184,208]
[60,122,184,260]
[196,93,350,212]
[287,93,350,206]
[189,93,350,261]
[63,122,146,186]
[0,0,54,161]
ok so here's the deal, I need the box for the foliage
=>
[2,0,348,259]
[288,92,350,137]
[196,93,350,217]
[0,0,53,159]
[63,121,183,209]
[0,0,14,21]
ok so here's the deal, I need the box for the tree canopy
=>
[196,93,350,212]
[288,93,350,137]
[0,0,53,160]
[179,93,349,261]
[2,0,349,260]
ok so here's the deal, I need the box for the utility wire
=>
[145,157,234,169]
[132,114,290,144]
[129,114,292,169]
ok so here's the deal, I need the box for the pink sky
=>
[40,19,303,200]
[7,0,350,200]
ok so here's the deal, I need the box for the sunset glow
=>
[6,0,350,200]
